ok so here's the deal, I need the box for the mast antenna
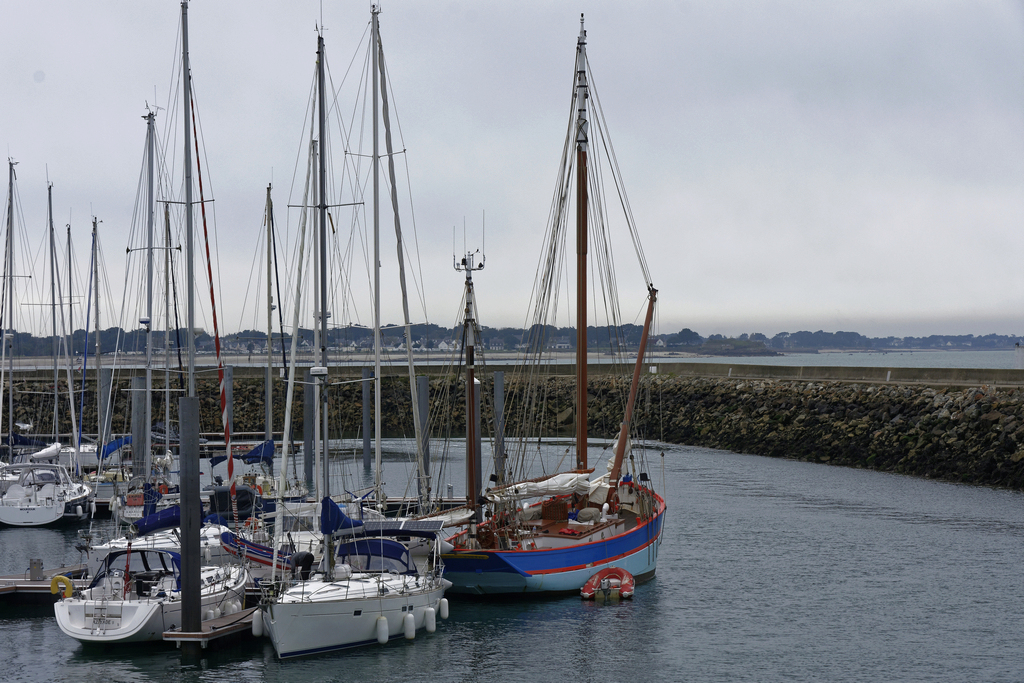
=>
[453,215,486,273]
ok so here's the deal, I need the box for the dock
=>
[164,606,258,648]
[0,564,88,605]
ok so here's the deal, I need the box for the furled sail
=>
[484,472,591,503]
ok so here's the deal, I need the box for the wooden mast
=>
[458,252,484,547]
[575,14,589,471]
[610,286,658,483]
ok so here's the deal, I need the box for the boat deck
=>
[523,517,626,545]
[473,516,628,550]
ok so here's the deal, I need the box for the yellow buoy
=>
[50,575,73,598]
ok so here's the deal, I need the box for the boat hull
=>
[441,495,665,595]
[0,490,92,526]
[263,577,449,658]
[0,502,64,526]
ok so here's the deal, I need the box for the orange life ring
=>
[158,484,169,495]
[255,484,263,496]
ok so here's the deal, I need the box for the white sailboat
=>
[0,462,92,526]
[262,504,450,657]
[54,547,247,645]
[0,164,94,526]
[54,5,252,648]
[259,12,449,658]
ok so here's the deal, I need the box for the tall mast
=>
[64,224,78,463]
[317,31,329,496]
[265,184,273,442]
[312,140,322,490]
[66,225,72,398]
[376,26,428,510]
[144,109,156,478]
[48,183,58,440]
[457,252,484,547]
[92,217,101,444]
[178,0,201,651]
[316,29,333,577]
[66,224,73,440]
[183,0,195,396]
[372,5,383,505]
[58,225,79,469]
[5,160,15,452]
[574,15,589,470]
[164,205,172,450]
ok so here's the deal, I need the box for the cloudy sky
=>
[1,1,1022,341]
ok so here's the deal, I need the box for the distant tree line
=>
[2,325,1019,357]
[662,329,1022,353]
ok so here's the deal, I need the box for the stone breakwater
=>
[646,376,1024,489]
[13,372,1024,490]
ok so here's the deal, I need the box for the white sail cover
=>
[421,508,475,527]
[29,443,61,462]
[484,472,591,503]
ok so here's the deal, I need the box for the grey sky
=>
[1,1,1022,341]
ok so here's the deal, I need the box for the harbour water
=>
[2,440,1023,681]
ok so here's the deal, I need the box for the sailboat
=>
[258,12,449,658]
[54,4,252,648]
[0,165,93,526]
[107,108,185,528]
[439,15,666,595]
[54,547,247,644]
[0,462,92,526]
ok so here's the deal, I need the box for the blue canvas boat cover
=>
[132,504,181,536]
[335,538,416,575]
[320,496,364,535]
[101,435,131,460]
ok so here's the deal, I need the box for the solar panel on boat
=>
[361,520,444,533]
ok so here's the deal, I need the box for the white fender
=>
[252,608,264,637]
[424,606,436,633]
[376,615,389,644]
[403,612,415,640]
[439,598,450,620]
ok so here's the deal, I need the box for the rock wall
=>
[645,376,1024,489]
